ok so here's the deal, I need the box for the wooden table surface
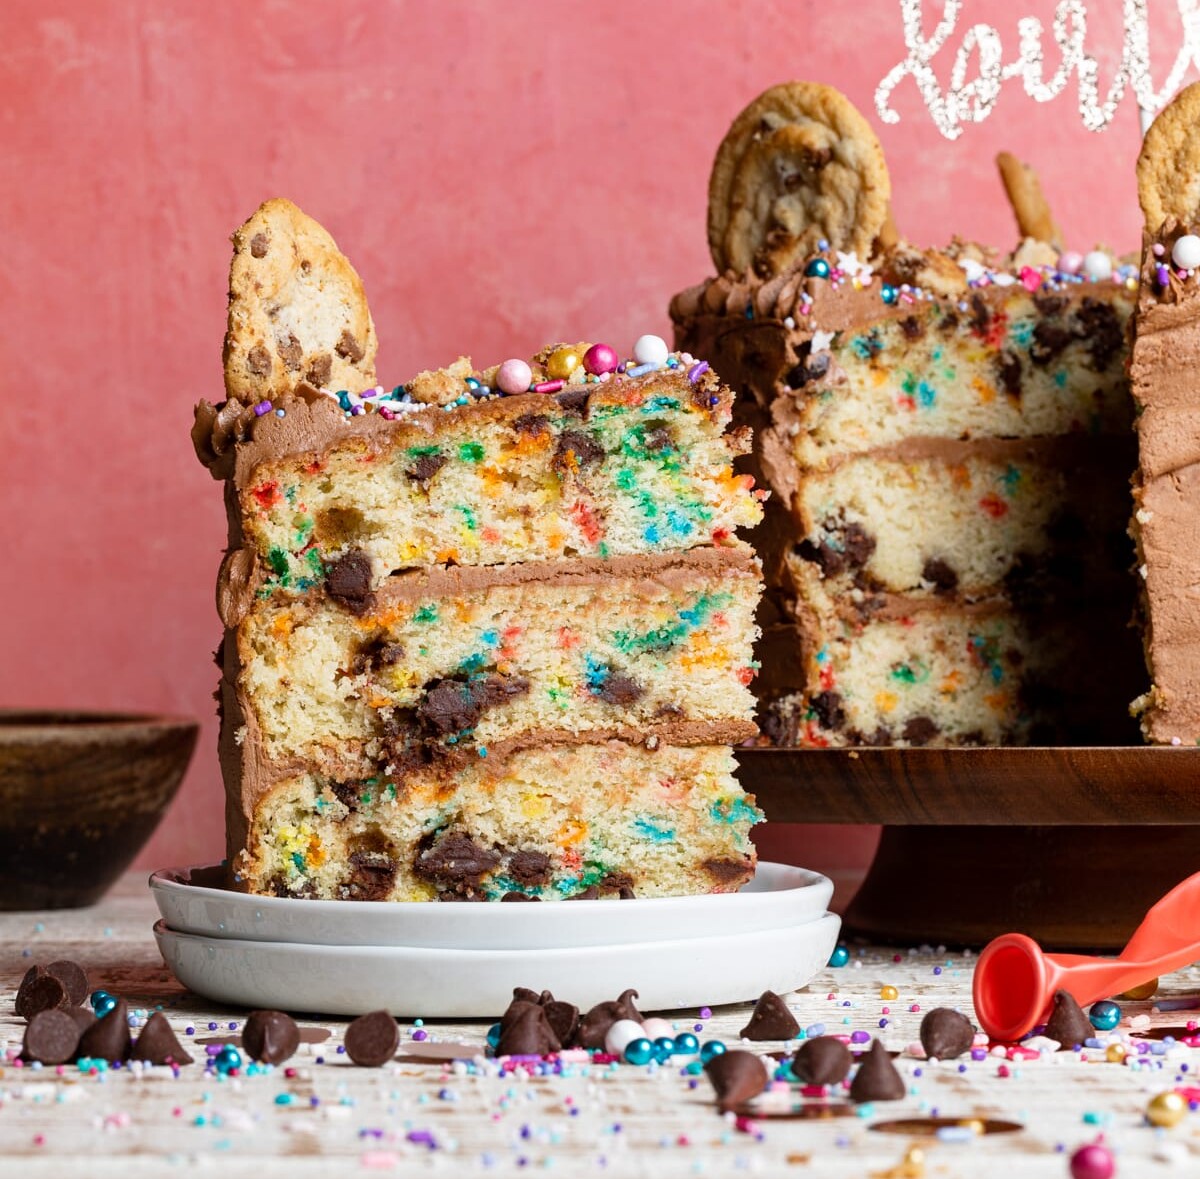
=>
[2,873,1199,1177]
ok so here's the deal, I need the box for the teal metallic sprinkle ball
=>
[828,944,850,968]
[674,1032,700,1056]
[215,1045,243,1075]
[881,283,898,304]
[90,989,113,1015]
[652,1037,675,1064]
[1088,1000,1121,1032]
[804,258,832,279]
[623,1038,654,1066]
[699,1040,727,1063]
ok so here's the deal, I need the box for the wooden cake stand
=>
[738,747,1200,951]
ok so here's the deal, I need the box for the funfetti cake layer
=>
[673,245,1142,747]
[239,743,761,901]
[200,198,765,900]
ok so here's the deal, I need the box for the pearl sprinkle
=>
[496,359,532,395]
[1172,234,1200,271]
[1083,251,1113,281]
[632,334,669,367]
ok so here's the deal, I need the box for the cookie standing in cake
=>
[1130,82,1200,744]
[673,82,1142,748]
[195,199,767,900]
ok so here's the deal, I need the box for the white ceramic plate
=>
[154,912,841,1016]
[149,862,833,950]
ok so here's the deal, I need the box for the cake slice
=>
[197,199,765,899]
[672,81,1141,746]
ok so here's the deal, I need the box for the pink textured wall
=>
[1,0,1182,875]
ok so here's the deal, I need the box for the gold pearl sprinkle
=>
[1105,1044,1128,1064]
[546,347,583,381]
[880,985,899,1001]
[1119,978,1158,1001]
[1146,1090,1187,1128]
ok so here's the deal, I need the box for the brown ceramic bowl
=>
[0,711,198,910]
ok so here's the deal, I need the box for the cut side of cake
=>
[672,82,1143,747]
[197,199,765,900]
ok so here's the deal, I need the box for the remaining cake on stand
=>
[672,81,1142,748]
[194,198,767,901]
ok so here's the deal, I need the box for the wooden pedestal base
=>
[841,825,1200,951]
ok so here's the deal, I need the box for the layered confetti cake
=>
[672,82,1142,747]
[1130,82,1200,744]
[194,198,766,900]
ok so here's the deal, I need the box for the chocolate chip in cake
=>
[921,557,959,594]
[599,871,636,900]
[501,891,540,902]
[407,451,447,483]
[593,671,644,706]
[336,329,365,362]
[785,347,830,389]
[15,966,70,1020]
[918,1008,975,1060]
[809,690,845,731]
[792,1035,852,1084]
[899,315,924,341]
[414,831,501,887]
[849,1039,905,1102]
[246,344,272,377]
[968,293,992,335]
[22,1009,82,1066]
[1044,989,1093,1049]
[250,232,269,258]
[131,1012,194,1066]
[277,332,303,371]
[513,413,551,435]
[739,990,800,1041]
[902,716,938,746]
[702,856,752,886]
[78,997,132,1063]
[1032,292,1067,317]
[1030,320,1073,365]
[306,353,333,387]
[417,674,530,737]
[643,424,674,451]
[552,429,605,474]
[995,350,1023,397]
[344,1010,399,1067]
[567,885,600,900]
[554,387,590,417]
[705,1050,769,1113]
[1076,297,1123,370]
[46,960,90,1007]
[508,850,552,887]
[576,989,642,1050]
[242,1009,301,1065]
[325,548,374,613]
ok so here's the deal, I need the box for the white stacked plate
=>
[150,862,841,1017]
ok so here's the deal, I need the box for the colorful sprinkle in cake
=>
[194,198,765,900]
[1130,82,1200,744]
[671,82,1142,747]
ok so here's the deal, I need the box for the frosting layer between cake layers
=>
[673,246,1142,746]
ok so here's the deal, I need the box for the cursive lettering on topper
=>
[876,0,1200,140]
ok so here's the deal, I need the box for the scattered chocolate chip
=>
[902,716,938,746]
[336,330,365,363]
[921,558,958,594]
[407,451,447,483]
[576,989,641,1049]
[705,1050,769,1113]
[277,333,303,371]
[809,690,845,731]
[497,1003,561,1056]
[414,831,501,887]
[77,997,132,1063]
[739,990,800,1041]
[249,232,269,258]
[543,999,580,1046]
[918,1008,975,1060]
[791,1035,852,1084]
[15,967,69,1020]
[306,353,333,387]
[508,850,552,887]
[67,1007,96,1033]
[22,1009,82,1065]
[1044,989,1093,1050]
[344,1010,400,1066]
[593,672,644,706]
[325,548,374,613]
[849,1039,905,1102]
[46,960,90,1007]
[131,1012,194,1066]
[501,891,540,902]
[246,344,272,377]
[512,988,542,1005]
[242,1009,300,1065]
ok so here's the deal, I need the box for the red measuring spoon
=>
[973,870,1200,1041]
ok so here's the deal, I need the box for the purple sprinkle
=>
[958,1063,968,1073]
[207,1023,218,1031]
[412,1029,428,1042]
[336,1045,346,1055]
[407,1130,436,1148]
[687,361,710,383]
[228,1022,238,1031]
[315,1056,325,1064]
[699,1008,712,1020]
[185,1027,195,1036]
[878,1019,889,1028]
[1158,263,1172,287]
[850,1030,870,1044]
[970,1048,987,1061]
[933,967,943,976]
[693,1024,704,1033]
[254,400,272,416]
[913,1067,923,1077]
[533,380,564,394]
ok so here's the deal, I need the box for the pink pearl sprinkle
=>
[583,343,619,376]
[909,1004,921,1013]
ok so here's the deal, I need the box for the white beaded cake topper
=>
[876,0,1200,140]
